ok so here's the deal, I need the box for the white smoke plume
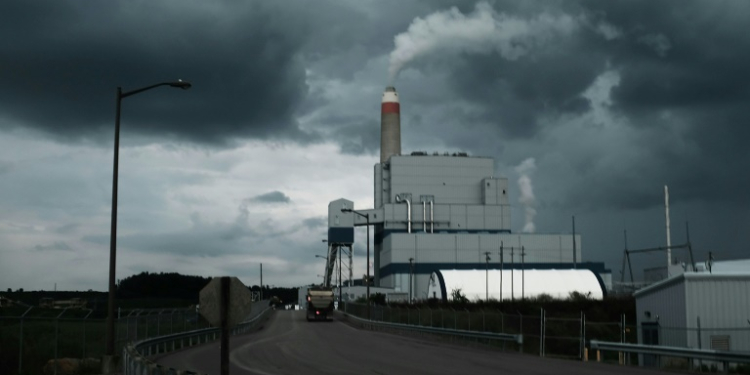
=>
[388,2,577,82]
[515,158,537,233]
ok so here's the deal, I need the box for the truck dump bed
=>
[306,287,334,321]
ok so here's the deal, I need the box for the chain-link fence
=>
[1,307,208,375]
[344,303,634,358]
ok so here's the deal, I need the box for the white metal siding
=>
[685,275,750,351]
[374,164,383,209]
[636,278,687,347]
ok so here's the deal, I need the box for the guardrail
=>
[590,340,750,370]
[123,301,273,375]
[343,310,523,351]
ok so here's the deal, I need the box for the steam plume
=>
[388,2,577,82]
[515,158,537,233]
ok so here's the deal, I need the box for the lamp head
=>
[341,208,352,213]
[169,79,192,90]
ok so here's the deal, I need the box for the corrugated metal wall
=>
[636,277,687,347]
[685,275,750,351]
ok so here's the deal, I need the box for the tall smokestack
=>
[380,86,401,164]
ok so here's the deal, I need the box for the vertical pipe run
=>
[405,198,411,233]
[396,195,411,233]
[423,201,426,233]
[430,201,434,233]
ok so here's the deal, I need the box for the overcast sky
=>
[1,0,748,292]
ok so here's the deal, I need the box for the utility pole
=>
[510,247,515,302]
[572,216,577,269]
[408,257,414,303]
[521,246,526,301]
[485,252,491,301]
[500,241,504,302]
[260,263,263,301]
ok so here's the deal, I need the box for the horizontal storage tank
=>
[427,269,605,302]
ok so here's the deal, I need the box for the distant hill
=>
[117,271,212,300]
[2,272,298,312]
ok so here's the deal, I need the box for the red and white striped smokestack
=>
[380,86,401,164]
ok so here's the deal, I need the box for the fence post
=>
[518,311,524,354]
[617,314,625,365]
[18,306,33,375]
[697,316,702,371]
[483,309,486,331]
[54,308,69,375]
[501,310,504,332]
[539,308,544,357]
[82,309,93,358]
[579,311,583,360]
[582,312,586,361]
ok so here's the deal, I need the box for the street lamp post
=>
[105,80,191,359]
[340,208,370,319]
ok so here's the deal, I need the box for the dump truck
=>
[306,286,334,321]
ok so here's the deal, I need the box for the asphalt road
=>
[156,310,665,375]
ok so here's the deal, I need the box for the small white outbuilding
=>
[634,271,750,353]
[427,269,605,302]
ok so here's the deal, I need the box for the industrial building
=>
[634,268,750,366]
[324,87,610,301]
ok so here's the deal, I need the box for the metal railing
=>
[124,301,273,375]
[342,303,632,357]
[342,307,523,351]
[590,340,750,370]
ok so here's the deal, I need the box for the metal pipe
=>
[430,200,434,233]
[423,201,426,233]
[396,195,411,233]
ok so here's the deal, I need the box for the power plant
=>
[325,87,610,301]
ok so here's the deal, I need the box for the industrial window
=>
[710,335,730,351]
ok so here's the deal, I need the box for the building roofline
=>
[634,272,750,297]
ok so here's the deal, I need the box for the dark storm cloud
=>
[394,0,750,212]
[0,1,312,145]
[250,191,291,204]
